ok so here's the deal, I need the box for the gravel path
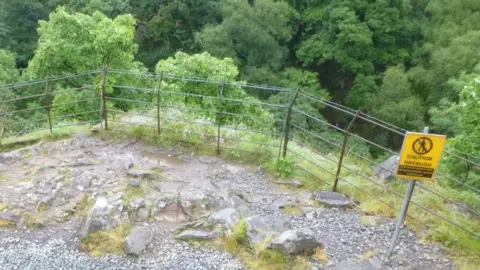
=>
[0,235,242,270]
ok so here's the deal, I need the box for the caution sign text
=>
[396,132,447,181]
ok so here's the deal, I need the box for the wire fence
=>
[0,68,479,258]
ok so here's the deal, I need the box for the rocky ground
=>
[0,134,455,269]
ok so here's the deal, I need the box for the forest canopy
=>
[0,0,479,184]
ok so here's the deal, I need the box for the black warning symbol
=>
[412,137,433,155]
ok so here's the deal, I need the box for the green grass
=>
[0,202,8,212]
[123,185,146,207]
[80,223,131,256]
[0,123,93,152]
[0,220,14,228]
[281,205,303,215]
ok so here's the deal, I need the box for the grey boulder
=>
[373,155,399,182]
[208,208,240,230]
[80,197,121,237]
[245,215,291,246]
[312,191,350,207]
[124,227,153,256]
[70,170,96,191]
[269,228,323,255]
[175,229,221,240]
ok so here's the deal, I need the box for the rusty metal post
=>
[282,87,300,158]
[44,79,53,134]
[157,73,163,134]
[217,82,225,154]
[332,110,361,192]
[101,65,108,130]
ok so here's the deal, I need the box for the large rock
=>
[124,227,153,256]
[269,228,323,255]
[70,170,96,191]
[179,190,213,217]
[208,208,240,230]
[151,199,188,222]
[175,229,221,240]
[312,191,350,207]
[373,155,399,182]
[245,215,291,246]
[80,197,121,237]
[127,197,145,211]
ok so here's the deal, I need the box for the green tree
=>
[408,0,480,105]
[0,50,19,137]
[132,0,222,69]
[27,8,147,120]
[297,0,420,74]
[366,65,424,130]
[155,52,271,128]
[27,7,139,78]
[0,0,49,68]
[195,0,296,84]
[268,68,330,132]
[440,75,480,188]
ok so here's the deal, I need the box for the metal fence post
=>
[157,73,163,134]
[332,109,361,192]
[282,87,300,158]
[44,79,53,134]
[217,81,225,154]
[387,126,429,258]
[101,65,108,130]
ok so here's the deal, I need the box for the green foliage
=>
[156,52,272,129]
[297,0,419,73]
[133,0,222,69]
[366,65,424,130]
[196,0,296,84]
[276,157,295,178]
[0,0,49,68]
[27,7,139,78]
[80,223,131,256]
[440,75,480,189]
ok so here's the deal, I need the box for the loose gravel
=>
[0,236,243,270]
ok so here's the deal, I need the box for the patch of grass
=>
[23,149,32,159]
[80,223,131,256]
[1,123,93,148]
[36,202,49,212]
[312,247,328,263]
[24,213,47,228]
[358,249,376,261]
[123,185,145,207]
[281,205,303,215]
[0,219,14,228]
[0,202,8,212]
[70,193,91,218]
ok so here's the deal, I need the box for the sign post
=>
[387,127,446,258]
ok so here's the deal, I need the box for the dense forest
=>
[0,1,479,184]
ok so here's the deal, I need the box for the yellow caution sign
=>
[396,132,447,181]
